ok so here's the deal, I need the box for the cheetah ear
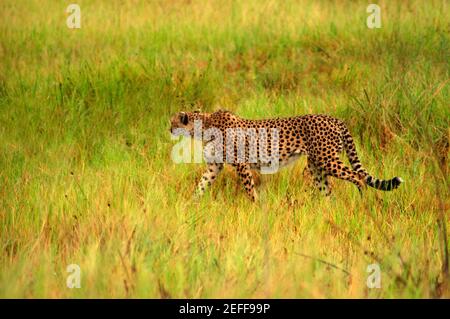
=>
[180,112,189,125]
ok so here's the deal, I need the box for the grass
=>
[0,0,449,298]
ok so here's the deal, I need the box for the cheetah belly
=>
[278,152,303,168]
[250,149,304,173]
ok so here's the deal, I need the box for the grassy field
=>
[0,0,449,298]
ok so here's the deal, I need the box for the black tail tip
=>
[392,177,403,188]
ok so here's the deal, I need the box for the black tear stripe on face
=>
[180,113,189,125]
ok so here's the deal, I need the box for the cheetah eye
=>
[180,113,189,125]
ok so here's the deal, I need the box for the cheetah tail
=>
[365,175,404,191]
[341,125,403,191]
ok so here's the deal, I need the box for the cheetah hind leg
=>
[320,157,364,195]
[307,159,332,196]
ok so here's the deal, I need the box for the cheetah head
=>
[170,111,210,139]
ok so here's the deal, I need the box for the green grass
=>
[0,0,449,298]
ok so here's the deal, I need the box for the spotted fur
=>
[170,110,403,201]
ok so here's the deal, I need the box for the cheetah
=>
[170,110,403,201]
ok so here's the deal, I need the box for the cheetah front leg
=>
[234,163,258,202]
[194,163,224,198]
